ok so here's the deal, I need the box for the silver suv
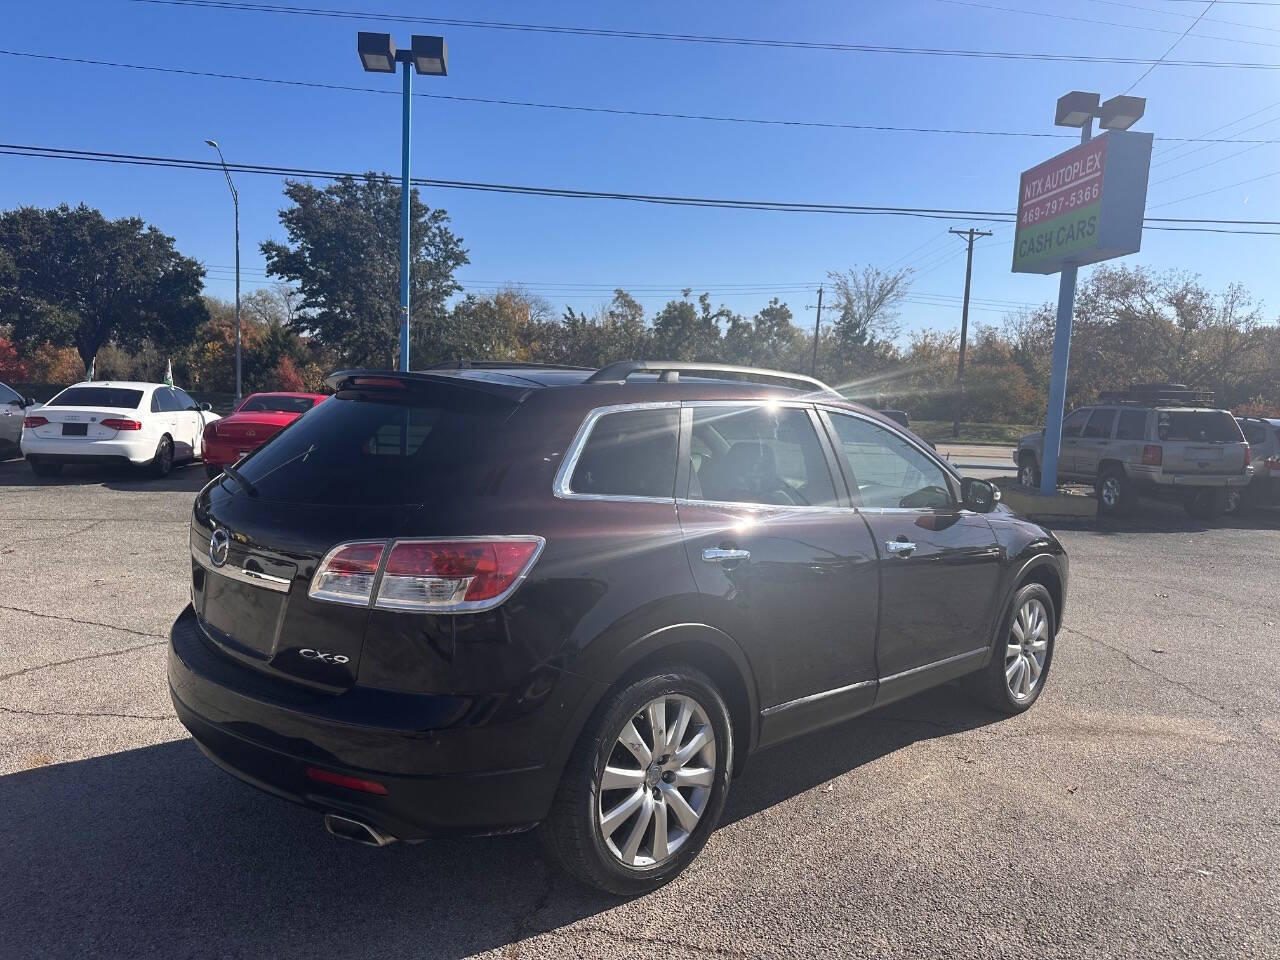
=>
[1236,417,1280,510]
[1017,397,1252,519]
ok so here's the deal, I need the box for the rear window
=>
[232,387,518,504]
[240,395,319,415]
[1157,411,1244,443]
[568,409,679,499]
[48,387,143,409]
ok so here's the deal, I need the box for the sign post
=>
[1012,115,1153,496]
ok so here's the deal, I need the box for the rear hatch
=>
[190,373,527,692]
[1156,409,1249,475]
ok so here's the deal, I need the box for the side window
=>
[0,383,21,405]
[173,388,196,411]
[150,390,165,414]
[688,405,836,507]
[568,408,679,499]
[161,388,184,413]
[1116,410,1148,440]
[1083,408,1116,439]
[1061,409,1090,438]
[829,413,953,510]
[1240,420,1268,446]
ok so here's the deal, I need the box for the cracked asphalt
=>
[1,455,1278,959]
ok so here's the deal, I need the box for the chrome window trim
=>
[675,497,846,515]
[878,646,987,685]
[553,401,683,503]
[760,679,876,717]
[191,544,292,594]
[818,404,963,507]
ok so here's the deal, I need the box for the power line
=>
[1124,1,1220,93]
[1085,0,1280,34]
[1147,165,1280,208]
[128,0,1280,70]
[3,142,1279,232]
[1150,139,1274,185]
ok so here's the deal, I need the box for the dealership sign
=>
[1012,130,1154,275]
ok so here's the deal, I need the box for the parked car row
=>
[1,378,326,479]
[1016,386,1258,520]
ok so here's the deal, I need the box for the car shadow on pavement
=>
[0,457,208,493]
[0,684,1000,959]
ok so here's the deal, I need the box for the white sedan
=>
[20,381,221,478]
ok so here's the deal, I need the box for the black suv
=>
[169,361,1068,894]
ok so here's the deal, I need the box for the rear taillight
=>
[22,415,48,428]
[1142,444,1163,466]
[1244,444,1252,467]
[100,418,142,431]
[309,542,386,607]
[308,537,545,613]
[1266,456,1280,472]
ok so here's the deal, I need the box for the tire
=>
[1017,453,1040,489]
[538,664,733,895]
[1095,465,1132,516]
[1184,488,1226,521]
[967,583,1056,714]
[29,459,63,478]
[149,436,174,478]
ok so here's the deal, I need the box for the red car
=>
[203,392,326,479]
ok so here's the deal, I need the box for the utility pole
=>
[810,284,823,377]
[948,227,992,438]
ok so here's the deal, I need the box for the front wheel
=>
[1017,454,1040,489]
[539,665,733,895]
[967,583,1056,714]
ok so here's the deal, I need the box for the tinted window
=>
[239,395,319,415]
[0,383,20,405]
[688,405,836,507]
[830,413,953,510]
[234,387,519,504]
[155,388,181,413]
[1116,409,1147,440]
[1083,409,1116,439]
[48,387,143,409]
[569,408,679,499]
[173,388,197,411]
[1239,420,1269,446]
[1061,409,1090,438]
[1157,411,1243,443]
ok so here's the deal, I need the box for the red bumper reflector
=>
[305,767,388,795]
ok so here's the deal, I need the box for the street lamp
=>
[357,31,448,372]
[1038,90,1146,496]
[204,139,242,404]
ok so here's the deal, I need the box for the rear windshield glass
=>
[48,387,143,409]
[231,387,517,504]
[1157,411,1244,443]
[239,395,319,415]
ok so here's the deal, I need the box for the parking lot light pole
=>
[1038,92,1145,496]
[358,32,448,372]
[204,139,241,404]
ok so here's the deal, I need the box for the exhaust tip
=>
[324,813,397,847]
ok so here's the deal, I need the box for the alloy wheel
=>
[1005,598,1049,702]
[1100,476,1121,508]
[597,694,716,868]
[1019,463,1035,487]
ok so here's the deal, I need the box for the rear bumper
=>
[167,605,582,839]
[201,438,256,468]
[21,435,154,465]
[1128,464,1252,489]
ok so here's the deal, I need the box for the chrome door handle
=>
[885,540,916,557]
[702,547,750,563]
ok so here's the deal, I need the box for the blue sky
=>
[3,0,1279,341]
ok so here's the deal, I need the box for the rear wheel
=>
[1184,487,1226,521]
[1017,454,1040,489]
[1096,465,1133,516]
[149,436,174,478]
[539,665,733,895]
[29,459,63,478]
[968,583,1055,714]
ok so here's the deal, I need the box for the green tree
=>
[261,175,468,368]
[824,265,911,381]
[0,204,208,372]
[652,291,728,360]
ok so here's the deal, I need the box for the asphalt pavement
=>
[1,455,1277,959]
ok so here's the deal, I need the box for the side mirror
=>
[962,477,1001,513]
[22,397,36,408]
[200,402,212,412]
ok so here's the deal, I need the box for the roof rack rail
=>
[418,360,595,371]
[1096,382,1215,407]
[586,361,839,395]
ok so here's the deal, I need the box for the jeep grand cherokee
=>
[169,361,1068,894]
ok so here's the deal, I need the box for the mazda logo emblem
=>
[209,528,230,568]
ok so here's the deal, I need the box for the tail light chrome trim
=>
[308,536,547,614]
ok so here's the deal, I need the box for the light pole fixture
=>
[205,139,242,403]
[357,31,449,372]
